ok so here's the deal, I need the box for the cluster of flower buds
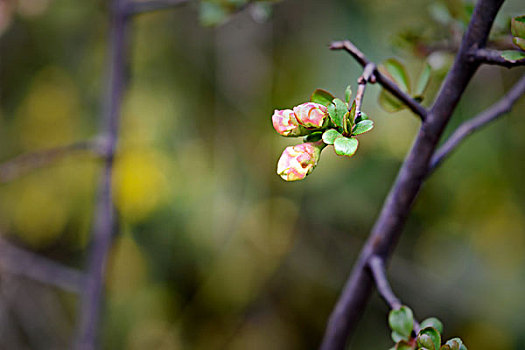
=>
[272,88,375,181]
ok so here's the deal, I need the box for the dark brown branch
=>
[429,74,525,172]
[330,41,427,120]
[469,48,525,68]
[75,0,128,348]
[0,140,103,184]
[126,0,189,16]
[353,63,376,123]
[320,1,504,349]
[368,256,401,310]
[0,238,84,294]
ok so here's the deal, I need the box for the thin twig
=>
[368,256,401,310]
[469,48,525,68]
[330,40,427,120]
[0,238,85,294]
[126,0,189,16]
[320,1,504,349]
[0,140,103,184]
[75,0,128,348]
[353,63,376,123]
[429,74,525,172]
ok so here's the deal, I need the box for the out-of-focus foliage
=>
[1,0,525,349]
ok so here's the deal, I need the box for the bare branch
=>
[0,140,103,184]
[429,74,525,172]
[0,237,84,294]
[75,0,127,348]
[368,256,401,310]
[469,48,525,68]
[353,63,376,123]
[321,1,504,349]
[126,0,189,16]
[330,40,428,120]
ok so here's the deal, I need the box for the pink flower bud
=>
[277,142,323,181]
[272,109,311,137]
[293,102,328,129]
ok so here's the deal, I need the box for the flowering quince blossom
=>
[277,142,323,181]
[272,109,305,136]
[293,102,328,129]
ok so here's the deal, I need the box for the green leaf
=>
[334,137,358,157]
[395,340,413,350]
[420,318,443,334]
[327,98,348,129]
[512,37,525,51]
[445,338,467,350]
[414,63,431,98]
[500,50,525,62]
[352,120,374,135]
[388,306,414,338]
[418,327,441,350]
[511,15,525,39]
[345,85,353,104]
[379,90,406,113]
[380,58,411,93]
[391,331,407,343]
[355,111,368,124]
[311,89,335,107]
[304,131,323,142]
[322,129,342,145]
[200,2,229,26]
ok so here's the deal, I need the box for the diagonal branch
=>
[330,40,428,120]
[0,237,85,294]
[0,140,104,184]
[429,74,525,173]
[126,0,189,16]
[469,48,525,68]
[320,1,504,349]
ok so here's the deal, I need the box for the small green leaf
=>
[322,129,342,145]
[391,331,406,343]
[378,89,406,113]
[420,318,443,334]
[345,85,353,104]
[511,15,525,39]
[418,327,441,350]
[334,137,358,157]
[388,306,414,338]
[512,37,525,51]
[304,131,323,142]
[500,50,525,62]
[311,89,335,107]
[352,120,374,135]
[395,340,413,350]
[414,63,432,98]
[445,338,467,350]
[440,346,452,350]
[327,98,348,129]
[380,58,411,93]
[355,111,368,124]
[200,2,229,26]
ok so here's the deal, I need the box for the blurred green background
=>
[1,0,525,349]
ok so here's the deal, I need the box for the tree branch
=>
[320,1,504,349]
[330,40,427,120]
[0,140,103,184]
[0,237,84,294]
[126,0,189,16]
[429,74,525,173]
[353,63,376,123]
[75,0,128,348]
[368,256,401,310]
[469,48,525,68]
